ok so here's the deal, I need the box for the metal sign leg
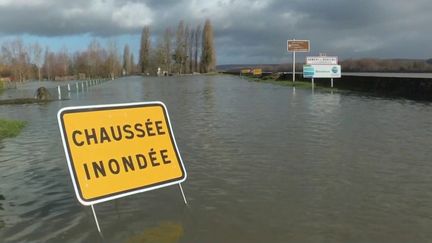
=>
[178,183,188,205]
[292,51,296,82]
[91,205,103,237]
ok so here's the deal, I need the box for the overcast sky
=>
[0,0,431,64]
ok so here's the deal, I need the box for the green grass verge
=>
[0,119,26,139]
[204,72,220,76]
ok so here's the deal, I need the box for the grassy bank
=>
[0,98,56,105]
[246,75,335,91]
[256,78,314,88]
[0,119,26,139]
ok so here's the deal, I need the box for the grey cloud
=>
[0,0,151,36]
[0,0,431,63]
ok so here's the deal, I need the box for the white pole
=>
[91,205,103,237]
[331,78,334,88]
[81,82,84,90]
[179,184,188,205]
[311,78,315,94]
[76,83,79,92]
[67,83,71,92]
[292,51,296,82]
[57,86,61,100]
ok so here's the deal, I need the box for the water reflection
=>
[125,222,183,243]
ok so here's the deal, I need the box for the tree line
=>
[0,19,216,82]
[137,19,216,76]
[220,58,432,74]
[340,58,432,72]
[0,38,123,82]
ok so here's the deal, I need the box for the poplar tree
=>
[163,28,173,73]
[174,21,186,74]
[139,25,151,74]
[130,53,135,74]
[189,29,195,73]
[184,24,190,74]
[200,19,216,73]
[123,44,131,75]
[194,24,201,73]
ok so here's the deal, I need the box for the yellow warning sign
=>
[57,102,186,205]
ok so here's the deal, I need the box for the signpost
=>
[303,64,341,87]
[287,40,310,52]
[304,55,341,88]
[287,40,310,82]
[303,64,341,78]
[306,56,338,65]
[57,101,187,235]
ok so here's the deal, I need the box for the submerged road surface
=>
[0,75,432,242]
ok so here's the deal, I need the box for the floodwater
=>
[1,75,432,243]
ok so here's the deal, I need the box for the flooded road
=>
[1,75,432,242]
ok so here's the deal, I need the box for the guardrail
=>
[53,79,111,100]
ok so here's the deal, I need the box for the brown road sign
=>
[287,40,310,52]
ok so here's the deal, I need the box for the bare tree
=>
[200,19,216,73]
[71,50,89,78]
[55,47,69,78]
[87,39,104,78]
[106,40,121,79]
[1,38,29,81]
[43,47,53,80]
[139,25,151,74]
[32,43,43,80]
